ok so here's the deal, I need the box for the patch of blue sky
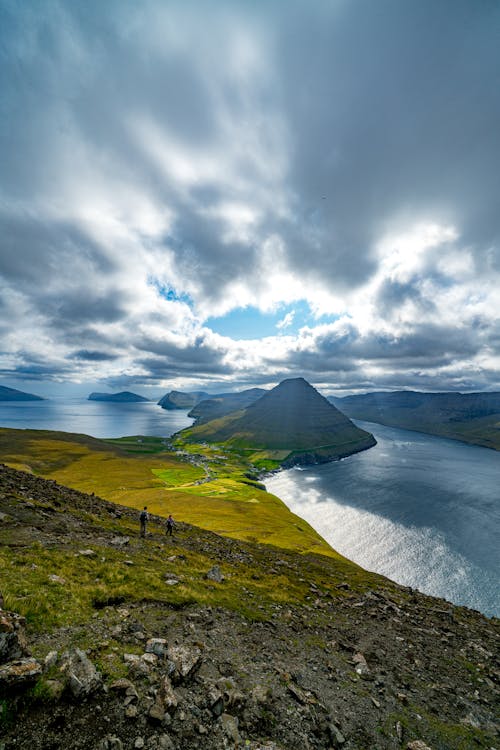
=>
[149,277,193,306]
[207,300,340,340]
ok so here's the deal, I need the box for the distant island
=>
[0,385,43,401]
[180,377,376,467]
[330,390,500,451]
[157,390,210,410]
[160,387,267,415]
[88,391,149,403]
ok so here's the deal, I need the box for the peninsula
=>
[0,385,43,401]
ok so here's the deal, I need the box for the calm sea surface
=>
[267,421,500,618]
[1,401,498,617]
[0,398,193,438]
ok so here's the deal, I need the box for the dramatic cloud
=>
[1,0,499,395]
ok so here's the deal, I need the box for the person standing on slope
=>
[139,506,149,538]
[166,514,175,536]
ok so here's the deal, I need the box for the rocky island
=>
[88,392,149,403]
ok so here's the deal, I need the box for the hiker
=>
[166,514,175,536]
[139,506,149,537]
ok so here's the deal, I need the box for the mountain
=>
[188,387,267,424]
[182,377,376,466]
[88,391,149,402]
[158,390,210,410]
[0,385,43,401]
[1,462,498,750]
[330,390,500,450]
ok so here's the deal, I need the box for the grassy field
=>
[0,427,338,558]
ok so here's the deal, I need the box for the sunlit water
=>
[0,398,193,438]
[266,421,500,618]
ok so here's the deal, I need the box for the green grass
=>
[152,463,207,486]
[0,522,342,636]
[103,436,172,455]
[0,427,338,557]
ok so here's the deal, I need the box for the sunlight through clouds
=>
[1,0,499,394]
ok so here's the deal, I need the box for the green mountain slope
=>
[331,390,500,450]
[182,377,375,466]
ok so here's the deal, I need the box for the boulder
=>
[98,737,123,750]
[207,686,224,717]
[59,648,102,698]
[0,657,42,686]
[148,701,167,724]
[0,610,29,664]
[158,736,174,750]
[44,650,58,670]
[48,574,66,584]
[110,536,129,547]
[158,675,178,714]
[353,652,370,677]
[167,644,202,682]
[218,713,240,745]
[205,565,224,583]
[328,724,346,747]
[145,638,167,658]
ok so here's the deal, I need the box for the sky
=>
[1,0,500,398]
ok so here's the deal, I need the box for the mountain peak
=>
[183,377,376,466]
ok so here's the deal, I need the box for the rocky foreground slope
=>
[0,464,498,750]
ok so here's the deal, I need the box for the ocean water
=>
[0,398,193,438]
[266,421,500,618]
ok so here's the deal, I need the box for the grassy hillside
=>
[0,427,336,558]
[332,390,500,450]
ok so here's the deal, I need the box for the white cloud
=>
[276,311,295,330]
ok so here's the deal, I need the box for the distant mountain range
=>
[181,377,375,466]
[157,390,210,410]
[188,388,267,424]
[0,385,43,401]
[88,391,149,403]
[159,388,267,416]
[330,390,500,450]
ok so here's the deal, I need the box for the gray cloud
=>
[1,0,499,393]
[71,350,120,362]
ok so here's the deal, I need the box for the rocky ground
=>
[0,463,499,750]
